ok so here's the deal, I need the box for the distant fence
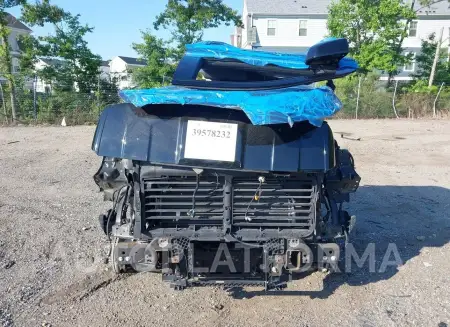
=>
[333,78,450,120]
[0,74,121,125]
[1,74,449,125]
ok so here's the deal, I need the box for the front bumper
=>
[112,238,341,290]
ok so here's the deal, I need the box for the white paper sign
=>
[184,120,238,162]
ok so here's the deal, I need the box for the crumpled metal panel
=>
[119,85,341,127]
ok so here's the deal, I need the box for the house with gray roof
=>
[109,56,147,89]
[232,0,450,80]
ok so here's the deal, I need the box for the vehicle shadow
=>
[227,185,450,299]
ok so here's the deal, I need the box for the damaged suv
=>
[92,38,360,290]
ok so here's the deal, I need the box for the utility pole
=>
[433,82,445,118]
[33,74,37,121]
[0,82,7,124]
[392,80,400,119]
[355,75,362,120]
[97,73,100,110]
[429,27,444,88]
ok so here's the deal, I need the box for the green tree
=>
[21,11,101,93]
[133,0,242,88]
[19,0,70,79]
[0,0,68,122]
[131,30,175,88]
[21,0,66,25]
[327,0,416,74]
[386,0,449,84]
[153,0,242,59]
[97,76,120,105]
[411,33,450,86]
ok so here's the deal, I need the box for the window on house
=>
[408,21,418,37]
[12,66,19,73]
[267,20,276,36]
[299,20,307,36]
[403,52,416,72]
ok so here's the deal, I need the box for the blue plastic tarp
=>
[119,39,358,127]
[119,85,341,127]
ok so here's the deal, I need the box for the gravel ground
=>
[0,119,449,327]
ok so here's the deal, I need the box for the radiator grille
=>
[143,175,316,231]
[143,177,225,228]
[232,177,315,229]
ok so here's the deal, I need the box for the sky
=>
[7,0,243,60]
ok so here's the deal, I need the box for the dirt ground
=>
[0,119,449,327]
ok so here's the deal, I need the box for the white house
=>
[109,56,147,89]
[0,14,32,80]
[234,0,450,79]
